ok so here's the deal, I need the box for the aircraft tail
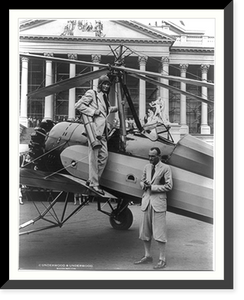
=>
[167,135,213,179]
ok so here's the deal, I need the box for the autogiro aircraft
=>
[19,45,214,236]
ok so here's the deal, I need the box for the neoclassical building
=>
[19,19,214,135]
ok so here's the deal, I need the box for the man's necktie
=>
[103,94,109,115]
[151,165,155,180]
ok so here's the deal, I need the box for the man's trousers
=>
[88,136,108,187]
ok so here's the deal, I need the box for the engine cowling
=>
[28,121,88,171]
[44,121,88,171]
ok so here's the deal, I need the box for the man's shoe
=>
[153,260,166,270]
[134,256,153,265]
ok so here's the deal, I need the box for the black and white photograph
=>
[7,6,234,290]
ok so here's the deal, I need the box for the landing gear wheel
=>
[110,207,133,230]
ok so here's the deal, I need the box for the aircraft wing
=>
[19,168,117,199]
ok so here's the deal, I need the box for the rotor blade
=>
[129,73,214,105]
[113,65,214,89]
[27,68,108,98]
[20,52,108,69]
[20,53,214,89]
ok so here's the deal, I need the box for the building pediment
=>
[19,19,175,43]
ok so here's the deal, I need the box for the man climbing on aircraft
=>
[75,75,118,195]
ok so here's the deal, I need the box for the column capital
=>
[161,56,170,66]
[200,64,210,74]
[44,53,53,58]
[21,56,29,63]
[92,54,101,63]
[68,53,78,60]
[180,64,189,73]
[138,56,148,66]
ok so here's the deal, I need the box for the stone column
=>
[138,56,148,121]
[180,64,189,134]
[159,57,170,122]
[20,56,29,127]
[44,53,54,120]
[92,54,101,91]
[68,53,77,120]
[200,64,211,134]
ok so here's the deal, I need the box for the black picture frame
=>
[3,1,236,292]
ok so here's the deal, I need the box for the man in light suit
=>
[75,75,118,195]
[134,147,173,269]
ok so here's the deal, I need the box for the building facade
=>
[19,19,214,134]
